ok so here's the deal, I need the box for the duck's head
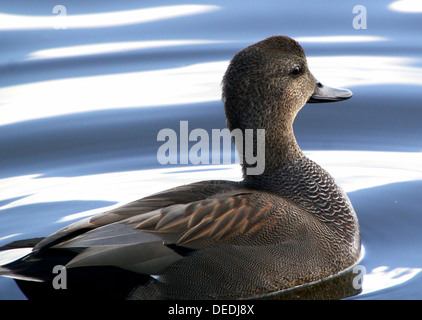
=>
[222,35,352,132]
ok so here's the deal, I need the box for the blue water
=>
[1,0,422,299]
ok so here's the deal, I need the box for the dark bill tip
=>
[307,80,353,103]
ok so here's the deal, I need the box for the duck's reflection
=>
[249,263,363,300]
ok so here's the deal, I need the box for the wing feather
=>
[126,193,274,246]
[34,180,239,251]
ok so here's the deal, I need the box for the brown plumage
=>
[0,35,360,300]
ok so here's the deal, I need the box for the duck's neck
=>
[266,124,304,167]
[240,120,304,177]
[242,124,304,192]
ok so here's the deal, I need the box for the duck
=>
[0,35,360,300]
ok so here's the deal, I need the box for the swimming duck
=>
[0,35,360,300]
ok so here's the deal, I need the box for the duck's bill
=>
[307,80,353,103]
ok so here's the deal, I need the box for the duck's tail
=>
[0,238,49,282]
[0,237,77,299]
[0,237,152,300]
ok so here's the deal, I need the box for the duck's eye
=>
[291,66,302,76]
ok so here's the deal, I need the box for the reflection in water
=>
[0,234,22,243]
[0,248,32,267]
[306,151,422,193]
[361,266,422,296]
[27,40,229,60]
[251,263,363,300]
[307,56,422,88]
[0,5,220,30]
[296,35,388,43]
[389,0,422,13]
[0,61,227,126]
